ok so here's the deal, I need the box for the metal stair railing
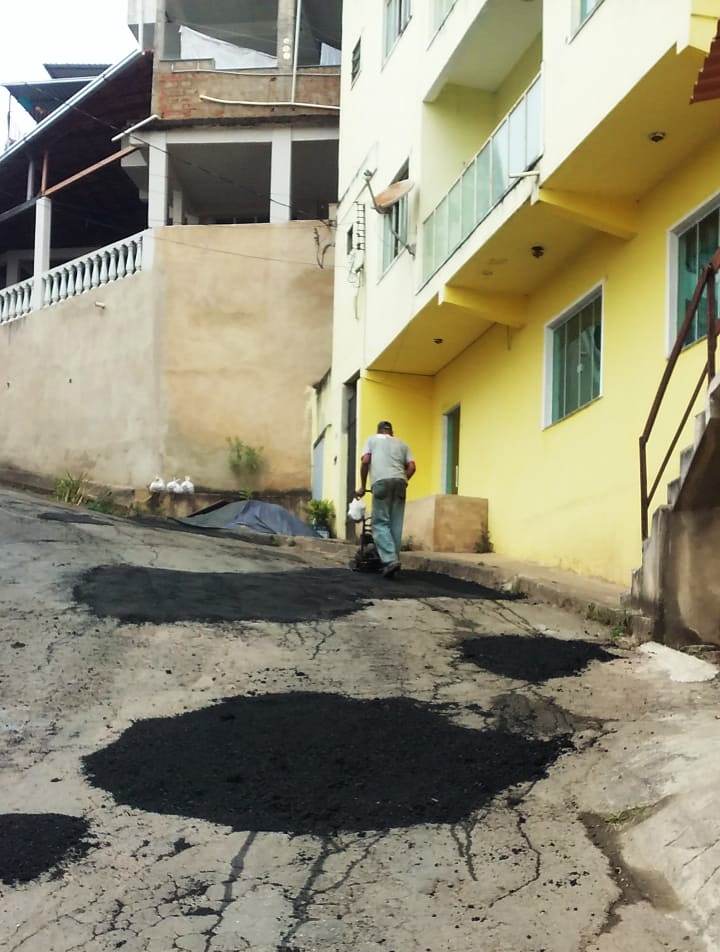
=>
[639,249,720,540]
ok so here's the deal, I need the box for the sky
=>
[0,0,137,149]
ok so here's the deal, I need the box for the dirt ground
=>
[0,486,718,952]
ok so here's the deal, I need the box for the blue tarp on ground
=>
[178,500,318,538]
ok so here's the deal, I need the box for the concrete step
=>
[694,409,708,448]
[630,565,644,602]
[680,444,695,481]
[667,477,681,507]
[708,373,720,419]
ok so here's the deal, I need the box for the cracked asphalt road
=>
[0,487,714,951]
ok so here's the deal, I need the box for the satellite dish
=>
[373,179,414,212]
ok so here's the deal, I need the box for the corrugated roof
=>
[44,64,110,80]
[692,24,720,103]
[4,79,91,121]
[0,50,145,168]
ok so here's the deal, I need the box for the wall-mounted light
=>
[531,245,545,258]
[648,131,667,143]
[433,338,444,345]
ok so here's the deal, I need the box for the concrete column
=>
[276,0,297,67]
[32,197,52,309]
[171,188,184,225]
[270,128,293,224]
[147,138,169,228]
[154,0,167,58]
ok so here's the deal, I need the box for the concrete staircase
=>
[630,374,720,645]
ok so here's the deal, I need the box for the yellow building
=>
[313,0,720,587]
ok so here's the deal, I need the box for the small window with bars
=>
[384,0,411,58]
[351,38,361,83]
[548,290,603,425]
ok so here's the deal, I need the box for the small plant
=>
[609,625,626,643]
[54,472,89,506]
[227,438,264,488]
[87,491,120,515]
[475,527,494,554]
[307,499,335,535]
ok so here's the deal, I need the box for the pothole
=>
[460,634,617,683]
[73,565,518,625]
[0,814,92,885]
[83,692,569,835]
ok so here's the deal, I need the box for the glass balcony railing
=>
[422,73,543,283]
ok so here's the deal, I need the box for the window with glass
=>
[384,0,411,58]
[382,163,410,273]
[549,292,603,424]
[676,206,720,347]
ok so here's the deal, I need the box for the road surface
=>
[0,487,715,951]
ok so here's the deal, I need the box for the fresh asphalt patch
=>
[82,692,569,835]
[73,564,518,625]
[0,814,92,885]
[460,634,617,683]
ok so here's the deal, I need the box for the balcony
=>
[422,73,542,283]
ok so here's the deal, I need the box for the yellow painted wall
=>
[325,0,717,584]
[357,372,434,500]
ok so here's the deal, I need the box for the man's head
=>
[377,420,394,436]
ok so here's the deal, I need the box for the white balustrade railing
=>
[0,278,34,324]
[41,232,145,308]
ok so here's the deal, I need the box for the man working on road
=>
[356,421,416,578]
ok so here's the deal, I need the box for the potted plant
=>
[307,499,336,538]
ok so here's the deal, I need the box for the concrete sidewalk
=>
[400,550,634,630]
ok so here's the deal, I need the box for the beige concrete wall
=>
[0,223,333,496]
[404,495,489,553]
[155,223,334,492]
[0,271,162,488]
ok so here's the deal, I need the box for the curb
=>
[400,552,640,632]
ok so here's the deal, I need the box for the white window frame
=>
[666,188,720,357]
[571,0,606,38]
[384,0,412,61]
[542,282,605,428]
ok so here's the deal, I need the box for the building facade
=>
[0,0,341,502]
[317,0,720,586]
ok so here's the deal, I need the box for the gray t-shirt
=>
[362,434,414,486]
